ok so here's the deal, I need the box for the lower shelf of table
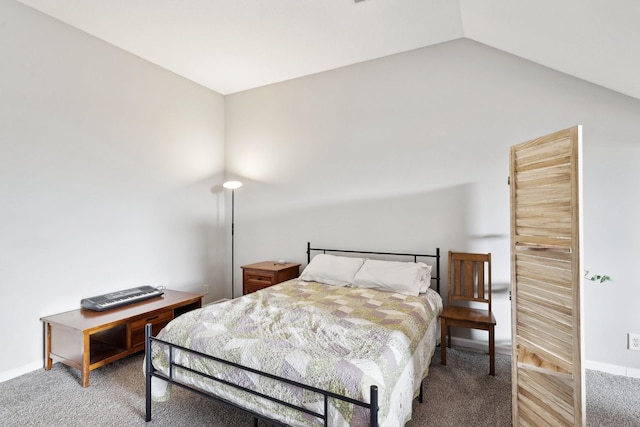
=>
[89,341,131,366]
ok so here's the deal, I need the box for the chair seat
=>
[440,305,496,326]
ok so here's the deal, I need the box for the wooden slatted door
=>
[509,126,585,426]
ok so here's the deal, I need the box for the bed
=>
[145,243,442,426]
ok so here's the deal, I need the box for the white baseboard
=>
[450,336,512,355]
[451,337,640,380]
[585,360,640,379]
[3,339,638,384]
[0,360,42,384]
[1,299,232,384]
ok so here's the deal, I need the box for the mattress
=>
[149,279,443,426]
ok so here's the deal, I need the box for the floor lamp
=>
[223,180,243,299]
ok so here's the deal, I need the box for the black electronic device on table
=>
[81,285,164,311]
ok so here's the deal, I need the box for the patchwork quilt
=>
[150,279,442,426]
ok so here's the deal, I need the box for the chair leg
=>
[440,319,447,365]
[489,325,495,376]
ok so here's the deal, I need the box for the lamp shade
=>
[223,180,243,189]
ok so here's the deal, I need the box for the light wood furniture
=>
[510,126,585,425]
[41,289,202,387]
[440,251,496,375]
[241,261,300,295]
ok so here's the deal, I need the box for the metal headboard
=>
[306,242,441,294]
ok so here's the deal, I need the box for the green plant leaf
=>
[584,270,612,283]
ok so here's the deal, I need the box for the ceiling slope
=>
[16,0,640,99]
[461,0,640,101]
[16,0,464,94]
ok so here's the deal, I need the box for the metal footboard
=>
[145,323,379,426]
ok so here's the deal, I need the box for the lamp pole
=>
[223,181,242,299]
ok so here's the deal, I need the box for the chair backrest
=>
[447,251,492,311]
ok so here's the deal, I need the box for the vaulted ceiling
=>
[17,0,640,99]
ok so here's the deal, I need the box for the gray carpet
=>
[0,348,637,426]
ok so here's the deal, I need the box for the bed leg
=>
[441,319,447,366]
[145,323,152,422]
[419,381,424,403]
[370,385,379,427]
[253,418,258,427]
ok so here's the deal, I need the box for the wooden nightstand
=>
[241,262,301,295]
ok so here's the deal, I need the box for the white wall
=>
[2,1,638,382]
[225,39,640,372]
[0,1,226,381]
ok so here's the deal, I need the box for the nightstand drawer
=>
[241,262,300,295]
[244,281,272,294]
[245,271,276,285]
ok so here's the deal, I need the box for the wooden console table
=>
[41,289,202,387]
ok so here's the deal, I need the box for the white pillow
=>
[352,259,432,296]
[419,272,432,294]
[299,254,366,286]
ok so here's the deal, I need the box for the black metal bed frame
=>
[145,243,441,426]
[306,242,441,294]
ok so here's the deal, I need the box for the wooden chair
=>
[440,251,496,375]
